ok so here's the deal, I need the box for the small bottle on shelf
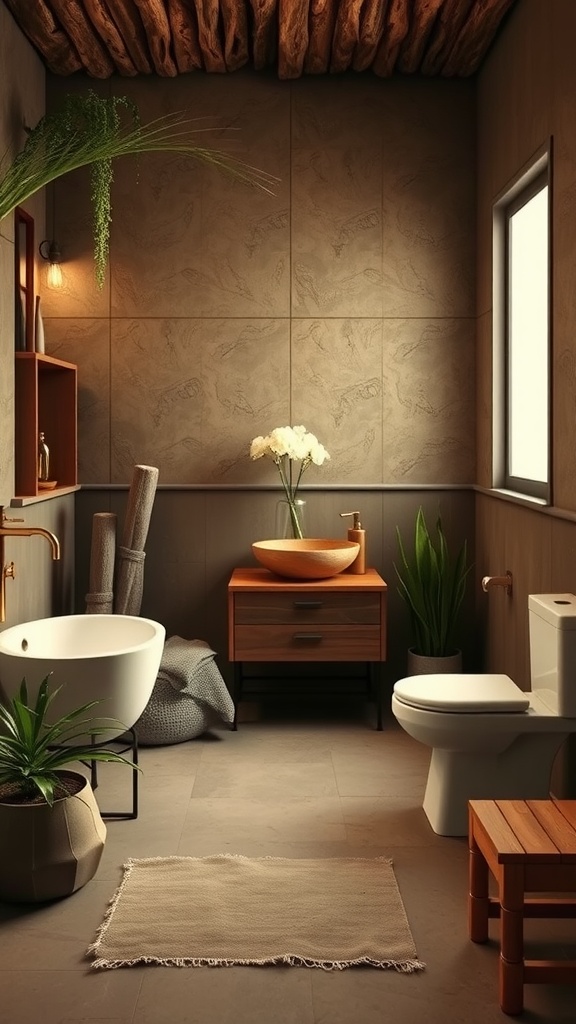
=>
[38,431,50,482]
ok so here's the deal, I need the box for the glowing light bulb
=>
[46,259,63,289]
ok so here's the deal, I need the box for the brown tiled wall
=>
[43,71,476,490]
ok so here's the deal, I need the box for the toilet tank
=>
[529,594,576,715]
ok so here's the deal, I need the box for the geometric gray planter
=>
[0,771,106,903]
[407,648,463,676]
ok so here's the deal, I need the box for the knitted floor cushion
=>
[134,678,212,746]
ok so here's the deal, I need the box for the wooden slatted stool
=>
[468,799,576,1014]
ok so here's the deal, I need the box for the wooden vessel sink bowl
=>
[252,539,360,579]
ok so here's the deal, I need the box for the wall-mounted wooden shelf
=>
[14,353,78,499]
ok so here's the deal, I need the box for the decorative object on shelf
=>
[252,539,360,580]
[250,425,330,539]
[0,92,277,289]
[0,676,136,902]
[34,295,45,352]
[395,506,470,666]
[37,431,50,481]
[39,239,62,289]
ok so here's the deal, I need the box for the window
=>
[493,149,551,501]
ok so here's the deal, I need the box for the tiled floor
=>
[1,694,576,1022]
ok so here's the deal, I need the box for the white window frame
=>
[492,143,552,503]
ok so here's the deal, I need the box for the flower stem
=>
[275,457,304,539]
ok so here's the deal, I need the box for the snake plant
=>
[0,675,136,805]
[395,507,470,658]
[0,90,277,288]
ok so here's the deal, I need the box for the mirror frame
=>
[15,206,35,352]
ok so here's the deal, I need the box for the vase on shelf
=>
[275,498,306,540]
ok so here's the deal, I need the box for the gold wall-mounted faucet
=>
[0,509,61,622]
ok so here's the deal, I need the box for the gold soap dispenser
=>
[340,511,366,574]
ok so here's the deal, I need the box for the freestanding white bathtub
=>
[0,614,165,742]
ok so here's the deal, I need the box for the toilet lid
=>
[393,674,531,712]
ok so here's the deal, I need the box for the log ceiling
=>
[3,0,518,80]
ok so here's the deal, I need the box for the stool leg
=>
[499,865,525,1015]
[469,814,489,942]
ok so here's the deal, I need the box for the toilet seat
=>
[393,673,531,713]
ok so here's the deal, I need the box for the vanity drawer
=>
[233,624,382,661]
[234,591,380,625]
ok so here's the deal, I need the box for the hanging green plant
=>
[0,90,277,289]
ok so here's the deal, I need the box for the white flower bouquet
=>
[250,425,330,538]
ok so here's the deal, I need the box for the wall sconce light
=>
[39,239,63,288]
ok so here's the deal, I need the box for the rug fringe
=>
[90,953,426,971]
[86,858,136,958]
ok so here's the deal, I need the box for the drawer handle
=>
[293,601,323,609]
[292,633,323,642]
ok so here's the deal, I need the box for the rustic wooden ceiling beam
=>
[397,0,445,73]
[2,0,82,75]
[102,0,154,74]
[132,0,178,75]
[304,0,337,75]
[165,0,203,72]
[330,0,364,75]
[352,0,389,73]
[441,0,516,76]
[372,0,409,77]
[193,0,226,73]
[82,0,138,75]
[221,0,249,71]
[420,0,474,75]
[45,0,115,77]
[3,0,519,79]
[278,0,309,79]
[248,0,277,70]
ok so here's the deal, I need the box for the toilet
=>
[391,594,576,837]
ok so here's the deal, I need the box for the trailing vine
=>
[0,91,277,289]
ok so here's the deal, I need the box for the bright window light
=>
[506,179,549,494]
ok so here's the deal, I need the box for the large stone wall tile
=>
[291,76,384,151]
[199,178,290,318]
[380,80,475,319]
[111,317,290,485]
[291,77,382,319]
[197,74,289,318]
[111,151,204,318]
[291,318,383,484]
[45,317,111,485]
[110,72,288,319]
[382,318,475,484]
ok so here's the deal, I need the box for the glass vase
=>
[275,499,306,539]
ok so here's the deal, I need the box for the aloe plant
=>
[395,507,470,658]
[0,675,137,805]
[0,90,277,288]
